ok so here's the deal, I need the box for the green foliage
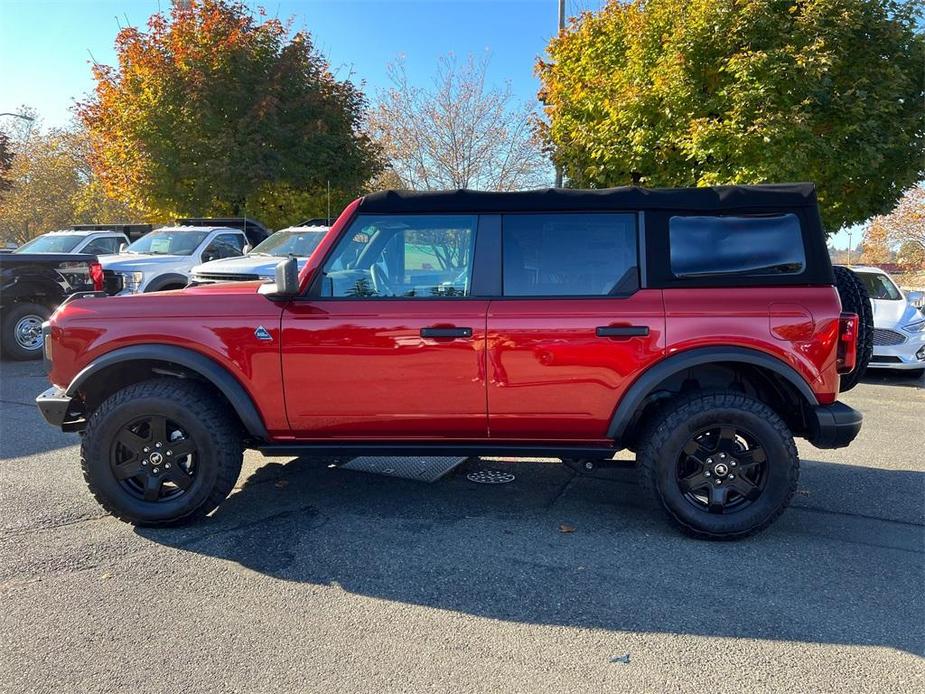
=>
[78,0,381,224]
[538,0,925,231]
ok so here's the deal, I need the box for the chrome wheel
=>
[14,315,44,351]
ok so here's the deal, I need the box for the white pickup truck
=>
[100,225,249,293]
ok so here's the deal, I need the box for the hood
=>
[99,253,186,271]
[191,255,308,277]
[871,298,923,330]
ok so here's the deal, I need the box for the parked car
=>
[37,183,868,539]
[14,229,130,256]
[100,224,249,293]
[848,266,925,377]
[188,224,329,285]
[0,253,104,359]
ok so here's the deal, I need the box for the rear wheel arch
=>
[609,347,819,448]
[66,345,269,442]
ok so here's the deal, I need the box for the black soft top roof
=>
[358,183,817,214]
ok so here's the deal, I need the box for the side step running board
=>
[340,456,468,482]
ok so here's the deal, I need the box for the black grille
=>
[195,273,261,283]
[872,328,906,346]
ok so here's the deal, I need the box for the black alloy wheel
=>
[110,414,199,502]
[676,425,768,514]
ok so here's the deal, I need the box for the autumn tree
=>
[370,55,550,191]
[867,186,925,269]
[538,0,925,231]
[0,118,141,244]
[78,0,381,229]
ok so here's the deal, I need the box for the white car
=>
[189,224,329,284]
[14,229,129,256]
[100,225,248,294]
[850,266,925,377]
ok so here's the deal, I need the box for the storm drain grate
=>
[341,456,467,483]
[467,469,516,485]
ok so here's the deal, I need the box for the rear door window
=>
[669,214,805,278]
[501,213,638,296]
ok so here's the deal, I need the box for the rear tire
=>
[834,266,873,391]
[0,302,51,360]
[81,378,243,526]
[637,391,799,540]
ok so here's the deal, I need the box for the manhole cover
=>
[467,469,515,484]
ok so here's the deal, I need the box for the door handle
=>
[596,325,649,338]
[420,327,473,339]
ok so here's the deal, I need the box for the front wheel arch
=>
[67,345,269,441]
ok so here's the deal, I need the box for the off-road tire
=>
[834,266,873,391]
[1,302,51,360]
[637,391,799,540]
[81,378,243,526]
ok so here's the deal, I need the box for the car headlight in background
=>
[120,271,145,293]
[902,319,925,334]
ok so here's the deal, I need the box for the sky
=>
[0,0,859,247]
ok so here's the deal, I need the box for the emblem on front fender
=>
[254,326,273,341]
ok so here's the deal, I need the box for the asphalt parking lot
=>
[1,360,922,693]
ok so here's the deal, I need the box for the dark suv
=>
[36,184,867,539]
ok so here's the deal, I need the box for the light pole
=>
[553,0,565,188]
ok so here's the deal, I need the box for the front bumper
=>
[806,402,863,449]
[36,386,85,431]
[868,333,925,370]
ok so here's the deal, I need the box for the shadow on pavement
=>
[138,455,925,656]
[861,369,924,389]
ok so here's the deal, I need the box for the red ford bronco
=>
[36,184,869,539]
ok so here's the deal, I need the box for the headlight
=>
[902,319,925,334]
[120,271,145,293]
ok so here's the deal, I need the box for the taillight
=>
[89,262,104,291]
[837,312,858,375]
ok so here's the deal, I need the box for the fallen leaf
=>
[559,523,576,533]
[100,572,111,580]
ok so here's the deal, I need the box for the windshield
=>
[857,271,902,300]
[14,234,83,254]
[250,230,326,257]
[125,230,209,256]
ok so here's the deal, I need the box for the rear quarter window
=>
[669,214,805,278]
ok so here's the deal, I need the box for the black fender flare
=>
[66,344,269,440]
[607,346,819,442]
[144,273,190,292]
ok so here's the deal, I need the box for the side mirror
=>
[243,244,252,255]
[906,290,924,306]
[119,243,128,253]
[276,257,300,296]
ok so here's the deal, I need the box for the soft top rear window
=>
[669,214,805,279]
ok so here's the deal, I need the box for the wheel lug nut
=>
[155,442,162,448]
[715,479,722,485]
[719,453,726,459]
[705,471,711,477]
[143,447,150,453]
[141,460,147,466]
[152,468,160,474]
[166,451,172,456]
[165,463,171,469]
[707,458,713,465]
[729,474,735,479]
[731,461,737,466]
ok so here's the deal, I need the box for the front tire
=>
[81,378,243,526]
[1,302,51,360]
[637,392,799,540]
